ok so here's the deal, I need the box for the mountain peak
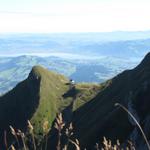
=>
[0,65,69,134]
[28,65,42,81]
[28,65,61,82]
[136,52,150,69]
[29,65,47,77]
[141,52,150,63]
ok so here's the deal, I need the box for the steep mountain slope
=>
[0,66,69,136]
[72,52,150,149]
[0,53,150,149]
[0,65,101,143]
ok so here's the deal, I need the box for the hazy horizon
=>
[0,0,150,33]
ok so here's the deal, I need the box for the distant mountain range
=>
[0,53,150,149]
[0,32,150,57]
[0,32,150,94]
[0,55,139,94]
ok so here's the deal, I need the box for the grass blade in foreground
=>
[115,103,150,150]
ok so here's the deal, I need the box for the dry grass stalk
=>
[69,139,80,150]
[10,145,16,150]
[9,126,20,148]
[102,137,120,150]
[54,113,65,131]
[102,137,113,150]
[6,107,140,150]
[65,123,73,137]
[27,120,36,150]
[43,121,50,135]
[127,141,136,150]
[63,145,68,150]
[17,129,27,150]
[42,120,50,150]
[54,113,65,150]
[64,123,74,150]
[95,143,100,150]
[115,103,150,150]
[4,130,8,150]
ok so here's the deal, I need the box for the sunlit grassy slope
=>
[29,66,70,135]
[0,65,101,138]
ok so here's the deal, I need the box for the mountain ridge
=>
[0,65,101,147]
[0,65,69,134]
[72,52,150,149]
[0,53,150,149]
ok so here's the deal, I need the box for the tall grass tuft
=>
[54,113,65,150]
[27,120,36,150]
[7,112,136,150]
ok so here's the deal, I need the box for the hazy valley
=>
[0,32,149,94]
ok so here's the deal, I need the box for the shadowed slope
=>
[0,65,69,136]
[73,52,150,149]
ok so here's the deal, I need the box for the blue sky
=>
[0,0,150,33]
